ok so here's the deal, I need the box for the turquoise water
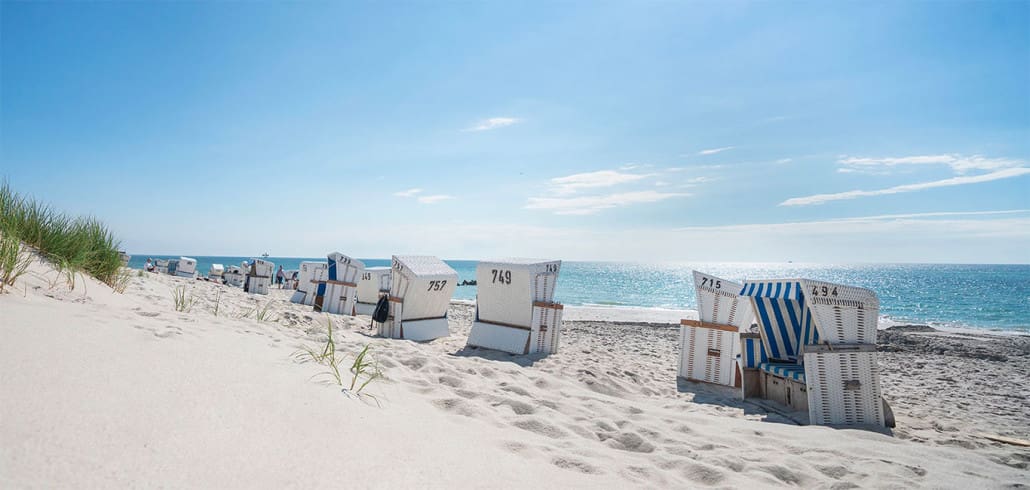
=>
[128,256,1030,333]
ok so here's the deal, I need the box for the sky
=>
[1,1,1028,263]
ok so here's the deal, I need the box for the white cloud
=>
[416,194,455,204]
[775,158,793,164]
[463,117,521,132]
[344,211,1029,262]
[393,188,423,197]
[549,169,655,195]
[525,190,688,215]
[698,146,734,155]
[781,167,1030,206]
[838,154,1023,174]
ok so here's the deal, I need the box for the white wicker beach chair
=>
[354,266,391,316]
[244,259,274,295]
[678,271,754,387]
[154,259,170,275]
[290,261,327,305]
[378,255,456,341]
[224,264,245,287]
[467,259,564,355]
[312,252,364,315]
[738,279,886,427]
[208,264,225,282]
[174,257,197,278]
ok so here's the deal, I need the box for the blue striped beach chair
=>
[739,279,888,427]
[291,261,328,306]
[312,252,364,315]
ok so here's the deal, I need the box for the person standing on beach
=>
[276,265,285,288]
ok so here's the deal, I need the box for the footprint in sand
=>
[550,456,602,475]
[680,462,726,485]
[492,398,536,415]
[512,418,568,439]
[431,398,479,417]
[437,375,463,388]
[597,431,655,453]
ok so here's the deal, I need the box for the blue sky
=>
[2,2,1028,263]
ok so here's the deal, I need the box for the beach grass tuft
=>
[0,182,123,289]
[0,232,32,293]
[254,299,276,322]
[171,285,196,312]
[349,344,383,394]
[293,317,384,404]
[212,289,222,316]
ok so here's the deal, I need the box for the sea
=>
[127,256,1030,334]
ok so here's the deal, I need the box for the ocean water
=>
[128,256,1030,333]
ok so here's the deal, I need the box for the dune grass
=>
[293,317,385,403]
[0,182,123,289]
[254,299,276,322]
[171,285,196,312]
[0,232,32,293]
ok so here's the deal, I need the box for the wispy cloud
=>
[417,194,455,204]
[549,169,655,195]
[394,188,453,204]
[781,167,1030,206]
[393,188,422,197]
[463,117,521,132]
[698,146,734,155]
[838,154,1023,174]
[775,158,793,164]
[526,190,689,215]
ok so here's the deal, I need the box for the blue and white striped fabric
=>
[739,280,802,301]
[315,255,337,300]
[741,280,820,362]
[740,336,767,369]
[327,257,338,281]
[759,362,806,383]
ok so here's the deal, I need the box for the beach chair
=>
[244,259,274,295]
[208,264,225,283]
[290,261,327,305]
[678,271,755,387]
[224,265,245,287]
[312,252,364,315]
[467,259,564,355]
[174,257,197,278]
[738,279,886,427]
[378,255,457,341]
[355,266,392,316]
[154,259,170,274]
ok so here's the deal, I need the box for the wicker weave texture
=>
[804,350,884,426]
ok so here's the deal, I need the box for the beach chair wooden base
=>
[354,302,376,316]
[468,320,531,354]
[380,316,449,341]
[740,367,763,398]
[763,371,809,413]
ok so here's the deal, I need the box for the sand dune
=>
[2,261,1027,488]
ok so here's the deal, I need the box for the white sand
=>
[2,260,1027,488]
